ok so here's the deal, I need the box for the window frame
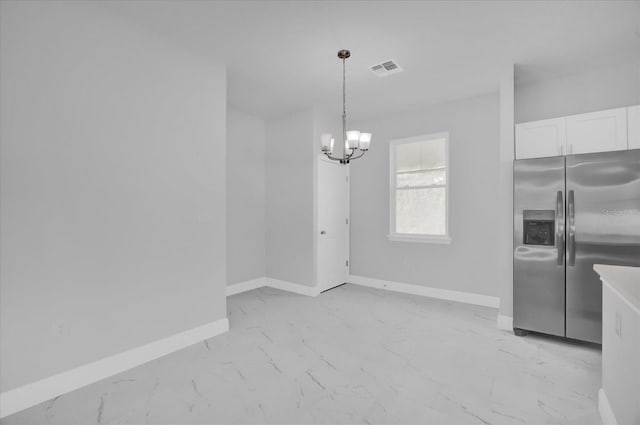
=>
[388,132,451,244]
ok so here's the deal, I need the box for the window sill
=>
[387,234,452,244]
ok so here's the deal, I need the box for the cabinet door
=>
[628,105,640,150]
[566,107,627,154]
[515,117,565,159]
[602,284,640,425]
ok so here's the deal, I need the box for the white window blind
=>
[389,133,450,243]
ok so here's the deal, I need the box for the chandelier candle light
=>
[321,49,372,164]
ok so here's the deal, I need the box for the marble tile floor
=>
[3,284,602,425]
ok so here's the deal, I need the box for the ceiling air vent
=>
[369,60,402,77]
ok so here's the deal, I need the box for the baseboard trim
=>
[348,275,500,309]
[598,388,618,425]
[497,314,514,331]
[266,278,320,297]
[226,277,320,297]
[0,317,229,419]
[226,277,267,296]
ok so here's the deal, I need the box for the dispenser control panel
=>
[523,210,555,246]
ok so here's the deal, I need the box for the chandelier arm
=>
[323,152,347,162]
[346,147,358,159]
[348,150,366,161]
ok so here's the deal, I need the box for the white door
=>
[317,157,349,292]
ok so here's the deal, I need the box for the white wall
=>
[265,109,316,287]
[350,93,501,297]
[226,108,266,285]
[0,1,227,392]
[516,61,640,123]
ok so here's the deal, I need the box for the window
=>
[389,132,450,243]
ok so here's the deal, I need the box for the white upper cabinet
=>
[566,107,627,155]
[516,106,635,159]
[515,117,566,159]
[628,105,640,150]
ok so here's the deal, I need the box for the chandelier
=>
[320,49,372,164]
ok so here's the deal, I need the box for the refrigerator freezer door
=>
[514,156,566,337]
[565,150,640,344]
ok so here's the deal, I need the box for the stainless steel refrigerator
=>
[513,149,640,344]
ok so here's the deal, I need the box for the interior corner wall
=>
[0,1,227,392]
[515,61,640,123]
[265,109,316,287]
[349,93,501,298]
[226,108,266,285]
[498,65,515,319]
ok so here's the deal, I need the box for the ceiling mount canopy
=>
[320,49,372,165]
[337,49,350,60]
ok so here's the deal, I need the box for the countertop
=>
[594,264,640,314]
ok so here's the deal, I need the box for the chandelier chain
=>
[342,55,346,117]
[342,55,348,159]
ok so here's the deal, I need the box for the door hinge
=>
[346,218,349,224]
[346,260,349,267]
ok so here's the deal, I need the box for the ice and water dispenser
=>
[522,210,555,246]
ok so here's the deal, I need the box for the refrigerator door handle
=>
[556,190,564,266]
[568,190,576,266]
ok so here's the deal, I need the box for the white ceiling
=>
[103,0,640,121]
